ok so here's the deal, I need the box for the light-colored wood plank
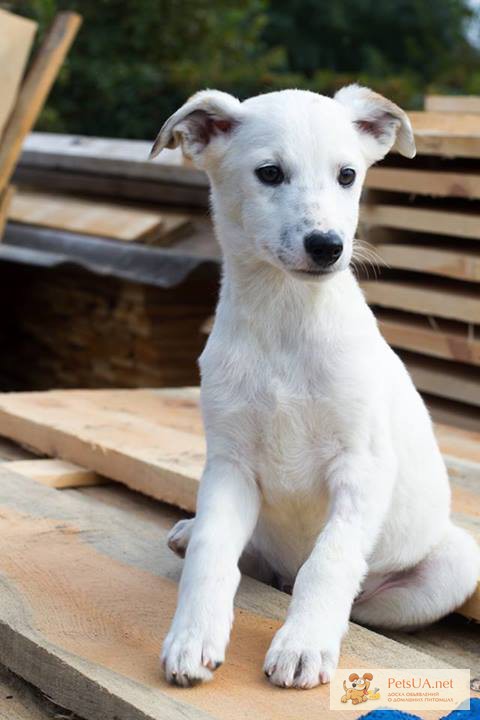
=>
[10,190,164,242]
[402,353,480,408]
[435,423,480,467]
[4,458,102,488]
[361,203,480,241]
[9,190,193,244]
[0,10,37,142]
[366,166,480,199]
[0,467,448,720]
[409,111,480,158]
[0,12,81,192]
[20,132,208,188]
[375,242,480,282]
[363,279,480,324]
[378,312,480,365]
[425,95,480,114]
[0,389,204,511]
[0,185,14,239]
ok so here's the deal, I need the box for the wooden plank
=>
[0,389,204,512]
[20,132,208,188]
[409,111,480,158]
[0,12,81,193]
[0,467,448,720]
[0,10,37,142]
[4,458,102,488]
[364,279,480,324]
[378,311,480,366]
[0,185,15,239]
[375,242,480,282]
[361,203,480,241]
[365,166,480,199]
[425,95,480,114]
[402,353,480,408]
[426,395,480,434]
[0,664,81,720]
[9,190,166,243]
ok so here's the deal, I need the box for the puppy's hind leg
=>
[167,518,194,558]
[352,524,479,630]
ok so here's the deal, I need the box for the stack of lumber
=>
[361,104,480,420]
[0,387,477,720]
[0,264,219,389]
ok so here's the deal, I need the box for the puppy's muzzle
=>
[304,230,343,269]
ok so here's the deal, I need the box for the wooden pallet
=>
[0,387,477,623]
[1,465,456,720]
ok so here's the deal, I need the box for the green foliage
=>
[4,0,480,138]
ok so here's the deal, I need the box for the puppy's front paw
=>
[167,518,194,558]
[161,611,231,687]
[264,622,340,689]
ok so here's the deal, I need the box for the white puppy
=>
[151,86,479,690]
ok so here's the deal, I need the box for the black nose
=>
[304,230,343,268]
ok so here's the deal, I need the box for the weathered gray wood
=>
[0,664,83,720]
[0,467,448,720]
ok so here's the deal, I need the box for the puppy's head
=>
[151,86,415,279]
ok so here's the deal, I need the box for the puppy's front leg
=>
[162,458,260,686]
[265,456,384,689]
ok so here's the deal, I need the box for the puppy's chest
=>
[253,382,342,503]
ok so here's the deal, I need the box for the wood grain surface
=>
[0,466,450,720]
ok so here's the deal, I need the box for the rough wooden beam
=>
[0,12,81,192]
[0,467,448,720]
[365,166,480,199]
[361,203,480,241]
[425,95,480,114]
[363,279,480,324]
[4,458,102,488]
[375,243,480,283]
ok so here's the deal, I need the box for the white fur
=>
[153,86,480,689]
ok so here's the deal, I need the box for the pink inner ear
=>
[213,118,233,133]
[355,119,384,139]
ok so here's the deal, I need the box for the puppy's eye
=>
[338,167,356,187]
[255,164,284,186]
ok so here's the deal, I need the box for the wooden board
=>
[409,111,480,158]
[0,466,450,720]
[401,352,480,408]
[0,386,477,506]
[363,279,480,324]
[4,458,102,488]
[361,203,480,241]
[425,95,480,114]
[0,185,14,239]
[20,132,208,188]
[9,190,191,244]
[375,242,480,282]
[0,10,37,142]
[0,12,81,193]
[378,311,480,366]
[0,388,204,512]
[365,166,480,199]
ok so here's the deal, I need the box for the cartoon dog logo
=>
[341,672,374,704]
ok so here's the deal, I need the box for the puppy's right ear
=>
[150,90,242,165]
[349,673,360,682]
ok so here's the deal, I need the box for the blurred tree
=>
[3,0,480,138]
[6,0,284,137]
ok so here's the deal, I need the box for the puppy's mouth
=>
[290,267,335,279]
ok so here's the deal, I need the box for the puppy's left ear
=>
[335,84,416,164]
[150,89,242,166]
